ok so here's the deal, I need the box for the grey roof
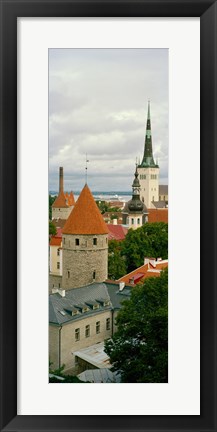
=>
[49,282,132,325]
[106,282,131,309]
[77,368,121,383]
[159,185,168,195]
[151,201,168,209]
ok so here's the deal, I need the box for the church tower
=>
[62,184,108,290]
[137,101,159,208]
[122,164,148,229]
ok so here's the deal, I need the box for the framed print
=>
[0,0,217,431]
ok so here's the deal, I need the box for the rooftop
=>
[49,281,131,325]
[62,184,109,235]
[117,259,168,285]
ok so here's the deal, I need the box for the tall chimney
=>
[59,167,64,193]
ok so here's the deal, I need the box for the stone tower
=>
[52,167,74,220]
[62,184,108,290]
[137,101,159,208]
[122,165,148,229]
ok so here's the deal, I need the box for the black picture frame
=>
[0,0,216,431]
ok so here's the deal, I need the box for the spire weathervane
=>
[85,154,89,184]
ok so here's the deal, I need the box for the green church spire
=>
[139,101,158,168]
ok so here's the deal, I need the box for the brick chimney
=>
[59,167,64,193]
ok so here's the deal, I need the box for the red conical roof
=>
[62,184,108,235]
[52,190,68,208]
[68,191,75,206]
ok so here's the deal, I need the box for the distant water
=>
[50,191,132,202]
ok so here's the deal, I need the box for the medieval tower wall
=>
[62,233,108,289]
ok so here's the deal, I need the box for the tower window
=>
[68,271,70,278]
[93,271,96,280]
[106,318,111,330]
[57,262,60,269]
[75,328,80,341]
[93,238,97,246]
[57,249,60,256]
[96,321,100,334]
[85,325,90,338]
[75,238,79,246]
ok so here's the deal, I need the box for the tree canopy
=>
[49,194,56,220]
[108,240,127,280]
[49,221,57,237]
[122,222,168,272]
[104,268,168,383]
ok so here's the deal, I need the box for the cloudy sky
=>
[49,48,168,192]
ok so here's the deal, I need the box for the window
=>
[63,238,65,244]
[93,271,96,280]
[137,218,140,224]
[85,325,90,338]
[57,262,60,269]
[75,328,80,341]
[93,238,97,246]
[57,249,60,256]
[69,240,70,247]
[75,238,79,246]
[106,318,111,330]
[131,218,134,225]
[96,321,100,334]
[68,271,70,278]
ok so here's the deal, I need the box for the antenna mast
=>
[85,154,89,184]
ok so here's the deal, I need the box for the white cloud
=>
[49,48,168,192]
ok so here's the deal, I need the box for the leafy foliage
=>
[49,194,56,220]
[122,222,168,272]
[49,221,57,237]
[108,240,127,280]
[105,268,168,383]
[49,362,84,383]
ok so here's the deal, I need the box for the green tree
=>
[105,268,168,383]
[96,200,109,214]
[49,194,56,220]
[49,221,57,237]
[122,222,168,272]
[108,240,127,280]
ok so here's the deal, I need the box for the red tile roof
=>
[66,191,75,207]
[148,208,168,223]
[62,184,109,235]
[118,260,168,285]
[52,191,68,208]
[50,237,62,246]
[107,224,128,241]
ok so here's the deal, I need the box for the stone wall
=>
[62,234,108,289]
[49,325,60,370]
[49,274,62,294]
[49,310,113,374]
[52,206,72,220]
